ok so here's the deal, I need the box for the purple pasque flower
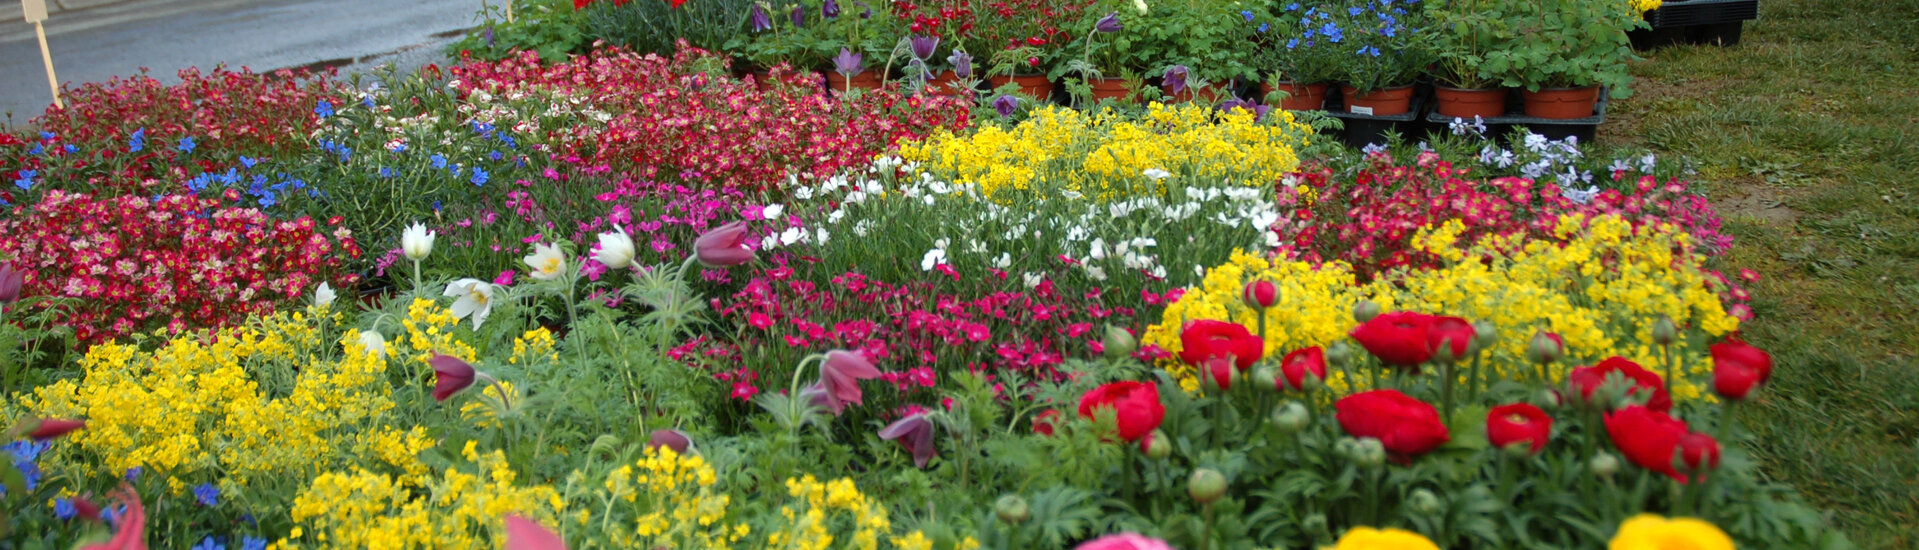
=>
[790,4,806,27]
[823,0,840,18]
[807,349,882,415]
[1163,65,1190,95]
[1095,12,1122,33]
[910,34,940,60]
[1218,98,1270,121]
[878,411,938,468]
[750,3,772,32]
[947,48,973,78]
[993,94,1019,117]
[833,47,864,75]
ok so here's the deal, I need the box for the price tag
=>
[1350,105,1374,116]
[22,0,48,23]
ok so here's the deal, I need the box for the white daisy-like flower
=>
[523,242,568,281]
[762,204,785,220]
[921,248,947,271]
[444,278,498,329]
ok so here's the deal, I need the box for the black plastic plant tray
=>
[1324,90,1428,149]
[1644,0,1759,28]
[1423,87,1609,144]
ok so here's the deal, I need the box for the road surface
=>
[0,0,485,125]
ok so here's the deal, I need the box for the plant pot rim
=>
[1270,80,1332,86]
[1527,85,1602,92]
[1342,83,1416,91]
[1434,83,1507,92]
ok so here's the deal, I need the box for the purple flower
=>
[993,95,1019,117]
[823,0,840,18]
[947,49,973,78]
[878,412,938,468]
[790,4,805,27]
[833,47,864,75]
[1163,65,1189,95]
[910,35,940,60]
[750,3,772,32]
[1095,12,1122,33]
[1219,98,1270,121]
[855,0,872,18]
[808,350,882,414]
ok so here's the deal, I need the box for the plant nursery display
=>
[0,0,1874,548]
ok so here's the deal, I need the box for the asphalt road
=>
[0,0,485,125]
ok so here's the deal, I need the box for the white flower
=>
[1090,238,1108,260]
[357,330,388,359]
[762,204,785,220]
[1142,168,1171,181]
[1085,265,1108,281]
[1022,272,1045,288]
[444,278,498,329]
[1133,0,1149,14]
[1062,189,1085,200]
[921,248,947,271]
[794,187,815,200]
[402,223,436,261]
[523,242,567,281]
[313,282,336,309]
[815,227,830,245]
[993,252,1012,269]
[826,209,846,223]
[594,226,637,270]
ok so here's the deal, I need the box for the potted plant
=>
[727,2,835,87]
[1134,0,1257,103]
[808,0,895,92]
[1425,0,1519,118]
[1058,8,1145,105]
[1327,0,1433,116]
[1481,0,1645,118]
[972,0,1093,100]
[1245,2,1341,111]
[581,0,755,58]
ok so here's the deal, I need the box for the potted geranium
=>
[1481,0,1645,118]
[1424,0,1521,118]
[1245,2,1341,111]
[1326,0,1433,116]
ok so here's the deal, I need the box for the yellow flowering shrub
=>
[15,314,409,489]
[284,443,563,549]
[896,103,1311,201]
[1146,214,1739,398]
[587,445,743,548]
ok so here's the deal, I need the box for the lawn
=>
[1606,0,1919,546]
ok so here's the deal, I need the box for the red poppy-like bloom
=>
[1279,347,1327,391]
[1077,381,1165,442]
[1486,403,1552,455]
[1336,390,1450,460]
[1710,338,1773,401]
[1178,319,1263,371]
[1567,357,1671,411]
[1349,312,1437,368]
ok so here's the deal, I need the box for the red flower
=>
[1567,357,1670,411]
[1241,279,1277,309]
[1710,339,1772,401]
[1603,405,1701,483]
[1425,316,1475,362]
[429,354,477,402]
[79,484,144,550]
[1678,432,1721,475]
[1349,311,1437,367]
[647,429,692,454]
[1178,319,1263,371]
[1032,409,1061,436]
[28,418,86,441]
[1335,390,1450,460]
[1200,356,1235,391]
[1485,403,1552,455]
[1077,381,1165,442]
[1279,347,1327,391]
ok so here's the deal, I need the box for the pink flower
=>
[877,412,937,468]
[503,515,567,550]
[1074,533,1174,550]
[694,221,753,267]
[494,270,517,286]
[812,349,882,414]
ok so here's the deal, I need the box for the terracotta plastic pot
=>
[1521,86,1600,119]
[825,70,884,93]
[1340,85,1415,116]
[1434,85,1508,119]
[988,74,1055,100]
[1260,81,1329,111]
[925,70,969,96]
[1088,78,1133,102]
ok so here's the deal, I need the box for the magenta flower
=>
[648,429,693,454]
[429,354,478,402]
[878,411,937,468]
[813,349,882,414]
[503,515,567,550]
[1075,533,1175,550]
[0,263,22,304]
[694,221,754,267]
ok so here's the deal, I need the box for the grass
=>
[1603,0,1919,547]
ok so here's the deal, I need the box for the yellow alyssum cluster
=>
[510,326,558,366]
[895,103,1310,201]
[285,442,563,549]
[592,445,744,548]
[402,297,477,365]
[15,314,405,490]
[769,474,903,550]
[1146,214,1739,398]
[1631,0,1664,14]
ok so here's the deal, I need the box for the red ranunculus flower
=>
[1604,405,1699,482]
[1710,338,1772,401]
[1279,347,1327,391]
[1335,389,1450,460]
[1078,381,1166,442]
[1349,312,1437,368]
[1426,316,1475,362]
[1032,409,1062,436]
[1178,319,1263,371]
[1485,403,1552,455]
[1567,357,1670,411]
[1678,432,1722,477]
[1241,279,1278,309]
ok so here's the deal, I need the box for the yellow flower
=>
[1323,527,1441,550]
[1609,514,1735,550]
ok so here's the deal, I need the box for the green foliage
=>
[446,0,589,63]
[583,0,755,58]
[1424,0,1526,89]
[1131,0,1259,86]
[1475,0,1643,96]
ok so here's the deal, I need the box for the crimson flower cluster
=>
[446,45,970,194]
[0,191,357,343]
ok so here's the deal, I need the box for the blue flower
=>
[379,167,394,178]
[471,167,489,186]
[499,135,518,149]
[27,144,43,156]
[1260,23,1270,33]
[1382,24,1397,37]
[241,537,267,550]
[1285,2,1300,11]
[314,100,334,118]
[220,168,241,185]
[194,483,219,507]
[128,128,147,153]
[192,535,225,550]
[431,154,448,169]
[240,156,257,169]
[125,467,142,482]
[39,131,54,140]
[362,95,377,109]
[1241,10,1254,21]
[178,137,197,154]
[1348,6,1363,16]
[63,144,76,154]
[13,170,35,191]
[472,121,495,136]
[432,200,442,212]
[1320,22,1344,42]
[489,151,503,161]
[54,498,76,520]
[1286,38,1299,49]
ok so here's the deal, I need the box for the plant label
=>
[22,0,48,22]
[1350,105,1374,116]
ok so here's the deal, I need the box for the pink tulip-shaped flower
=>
[78,484,146,550]
[647,429,693,454]
[694,221,754,267]
[878,412,938,468]
[28,418,86,440]
[430,354,478,402]
[503,515,567,550]
[813,350,881,414]
[0,263,23,304]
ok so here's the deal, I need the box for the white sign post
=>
[21,0,63,109]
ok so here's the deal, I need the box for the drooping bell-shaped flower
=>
[429,354,478,402]
[648,429,693,454]
[822,0,840,18]
[1095,12,1123,33]
[993,95,1019,117]
[947,48,973,78]
[878,412,937,468]
[1163,65,1189,95]
[402,222,435,261]
[813,350,882,414]
[593,226,636,270]
[0,263,24,304]
[749,3,773,32]
[910,35,940,60]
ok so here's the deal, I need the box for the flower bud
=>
[1407,489,1442,515]
[1326,341,1355,364]
[1242,279,1279,310]
[1355,438,1386,467]
[1590,453,1620,478]
[1526,330,1564,364]
[1652,316,1678,346]
[1141,429,1172,459]
[1472,320,1497,350]
[1271,401,1310,434]
[1102,325,1137,360]
[1531,388,1562,410]
[1187,468,1227,505]
[994,494,1030,524]
[1353,300,1381,323]
[1502,441,1536,461]
[1302,513,1329,534]
[1334,436,1361,459]
[1252,366,1282,393]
